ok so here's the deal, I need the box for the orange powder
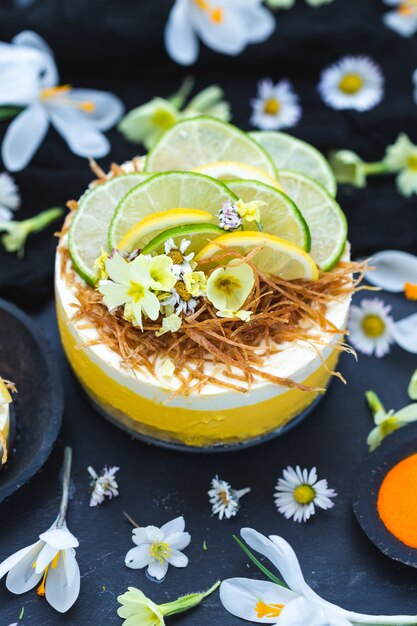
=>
[378,453,417,548]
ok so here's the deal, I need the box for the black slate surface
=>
[0,290,416,625]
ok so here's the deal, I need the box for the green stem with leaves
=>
[0,207,63,257]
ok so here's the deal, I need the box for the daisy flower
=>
[382,0,417,38]
[125,516,191,581]
[318,56,384,111]
[164,238,195,277]
[208,476,251,520]
[162,281,200,316]
[87,465,120,507]
[250,78,302,130]
[348,298,395,358]
[0,172,20,221]
[274,466,337,523]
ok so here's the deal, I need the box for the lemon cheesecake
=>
[0,378,13,464]
[55,119,355,450]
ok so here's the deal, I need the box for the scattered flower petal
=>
[208,476,251,520]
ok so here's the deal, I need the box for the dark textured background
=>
[0,0,417,624]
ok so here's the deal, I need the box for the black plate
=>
[352,422,417,568]
[0,298,63,502]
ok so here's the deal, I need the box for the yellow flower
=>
[183,271,207,297]
[156,313,182,336]
[148,255,176,291]
[235,199,265,223]
[206,263,254,312]
[93,248,110,281]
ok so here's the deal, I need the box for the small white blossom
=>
[218,200,242,231]
[274,465,337,523]
[348,298,395,358]
[318,56,384,111]
[125,516,191,581]
[164,238,195,277]
[0,172,20,221]
[251,78,301,130]
[88,465,119,507]
[208,476,251,520]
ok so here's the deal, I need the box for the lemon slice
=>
[0,379,11,405]
[226,179,310,252]
[194,161,282,190]
[108,171,237,249]
[278,170,347,271]
[195,231,319,281]
[142,223,224,256]
[68,173,148,285]
[250,131,336,196]
[117,208,213,253]
[145,116,277,177]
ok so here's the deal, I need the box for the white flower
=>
[164,0,275,66]
[220,527,417,625]
[384,133,417,197]
[0,448,80,613]
[208,476,251,520]
[218,200,242,231]
[274,466,336,523]
[0,31,124,172]
[125,516,191,581]
[318,56,384,111]
[365,249,417,294]
[365,390,417,451]
[98,252,163,330]
[162,284,200,317]
[164,238,195,277]
[348,298,395,358]
[382,0,417,37]
[0,173,20,221]
[88,465,119,507]
[250,78,301,130]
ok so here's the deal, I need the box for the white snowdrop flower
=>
[348,298,395,358]
[0,30,124,172]
[382,0,417,38]
[274,465,337,523]
[318,56,384,111]
[0,448,80,613]
[164,0,275,66]
[208,476,251,520]
[250,78,302,130]
[88,465,120,507]
[0,172,20,221]
[125,516,191,581]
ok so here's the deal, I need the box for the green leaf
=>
[233,535,288,588]
[0,107,22,121]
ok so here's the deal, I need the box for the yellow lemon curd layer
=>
[55,242,351,448]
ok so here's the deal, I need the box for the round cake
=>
[0,378,12,464]
[55,119,356,450]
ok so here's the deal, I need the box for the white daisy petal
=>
[2,103,49,172]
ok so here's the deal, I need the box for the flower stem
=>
[366,390,386,417]
[57,447,72,528]
[169,76,195,110]
[234,487,251,499]
[363,161,391,176]
[161,580,221,617]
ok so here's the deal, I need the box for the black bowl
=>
[352,422,417,568]
[0,298,63,502]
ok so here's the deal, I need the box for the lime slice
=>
[108,171,237,249]
[278,170,347,271]
[194,161,282,190]
[195,231,318,281]
[0,379,11,405]
[142,223,224,256]
[250,131,336,197]
[226,179,310,252]
[145,116,277,177]
[68,173,148,285]
[117,208,213,253]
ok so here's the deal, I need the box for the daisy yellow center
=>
[405,282,417,301]
[361,314,385,338]
[407,155,417,171]
[264,98,281,115]
[149,541,172,564]
[255,601,285,618]
[127,281,146,303]
[35,552,60,597]
[40,84,95,112]
[339,74,363,95]
[167,250,184,264]
[193,0,224,23]
[175,280,192,301]
[152,109,177,130]
[293,484,315,504]
[380,416,400,438]
[219,490,230,505]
